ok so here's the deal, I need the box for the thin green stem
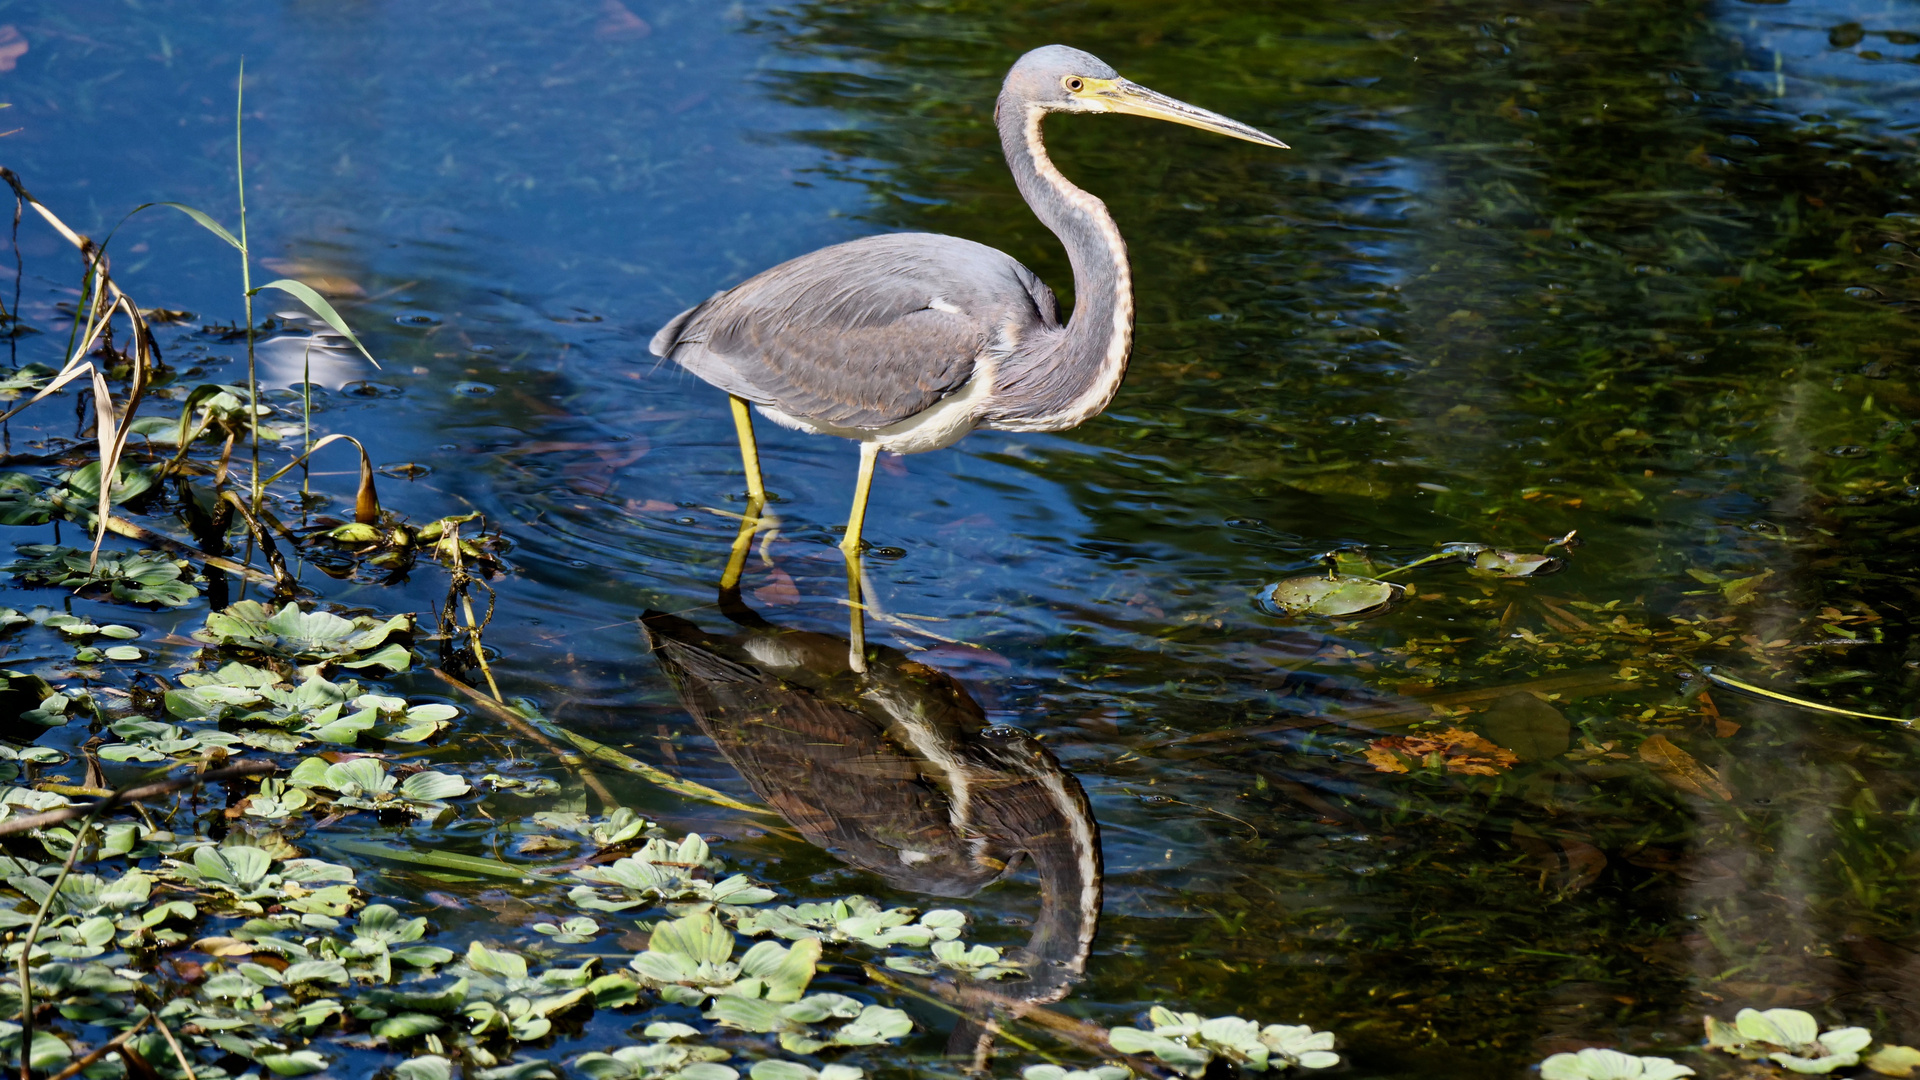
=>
[235,58,258,514]
[301,341,312,509]
[16,810,105,1080]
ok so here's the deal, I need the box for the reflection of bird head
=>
[642,607,1101,1002]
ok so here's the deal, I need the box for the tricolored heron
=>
[650,44,1285,568]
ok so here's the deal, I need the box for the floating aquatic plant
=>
[1537,1048,1694,1080]
[883,939,1024,980]
[709,991,913,1055]
[576,1023,737,1080]
[7,544,198,606]
[1108,1008,1338,1075]
[531,806,654,848]
[1257,573,1400,618]
[287,756,471,819]
[570,833,776,911]
[1022,1068,1130,1080]
[1706,1008,1872,1074]
[197,599,412,670]
[750,1062,863,1080]
[735,896,965,949]
[618,910,822,1008]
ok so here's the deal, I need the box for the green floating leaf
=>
[1866,1046,1920,1078]
[1258,574,1401,618]
[1538,1049,1693,1080]
[198,600,412,667]
[752,1064,863,1080]
[257,1052,329,1077]
[394,1058,454,1080]
[399,770,471,802]
[8,545,199,607]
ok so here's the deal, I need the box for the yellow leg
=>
[720,396,770,598]
[840,441,879,556]
[844,554,868,675]
[718,495,763,595]
[841,442,880,673]
[729,395,766,503]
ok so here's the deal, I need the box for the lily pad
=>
[1258,574,1401,618]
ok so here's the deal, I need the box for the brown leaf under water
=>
[1364,727,1519,775]
[597,0,651,39]
[1638,733,1732,800]
[753,567,801,607]
[258,259,365,297]
[0,27,27,73]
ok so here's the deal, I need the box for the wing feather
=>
[651,233,1059,429]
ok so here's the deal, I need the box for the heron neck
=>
[992,101,1134,428]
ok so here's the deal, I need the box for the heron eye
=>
[1064,76,1085,92]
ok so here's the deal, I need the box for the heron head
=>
[1005,44,1288,149]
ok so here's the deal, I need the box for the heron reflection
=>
[641,597,1102,1041]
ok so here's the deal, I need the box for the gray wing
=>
[650,233,1059,430]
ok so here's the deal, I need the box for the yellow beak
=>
[1085,78,1288,149]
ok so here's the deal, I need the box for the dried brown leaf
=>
[1639,734,1732,800]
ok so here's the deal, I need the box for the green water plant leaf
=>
[197,600,412,669]
[572,833,774,911]
[530,806,653,848]
[473,1061,557,1080]
[1538,1048,1694,1080]
[8,545,199,606]
[287,756,468,817]
[1021,1068,1127,1080]
[259,1051,331,1076]
[708,993,909,1054]
[1706,1009,1871,1074]
[734,897,963,948]
[884,939,1022,980]
[0,1023,71,1070]
[1109,1009,1338,1075]
[625,911,820,1007]
[158,843,355,918]
[531,917,600,944]
[575,1024,736,1080]
[1257,574,1401,618]
[750,1063,862,1080]
[395,1056,454,1080]
[1867,1045,1920,1077]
